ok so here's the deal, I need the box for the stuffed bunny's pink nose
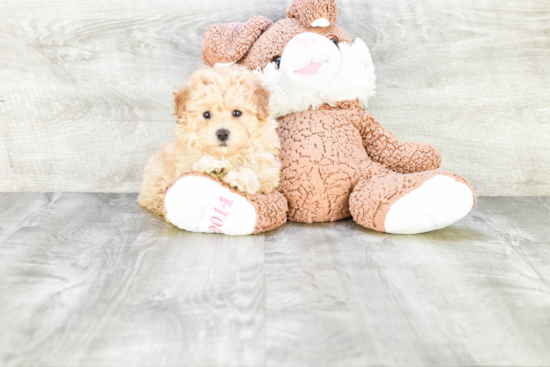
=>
[295,33,315,47]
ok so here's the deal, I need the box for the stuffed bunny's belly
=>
[277,109,368,223]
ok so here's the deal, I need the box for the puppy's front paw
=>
[224,168,261,194]
[193,156,232,176]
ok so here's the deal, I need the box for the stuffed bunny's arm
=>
[356,110,442,174]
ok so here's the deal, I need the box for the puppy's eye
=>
[330,38,338,47]
[273,57,281,69]
[233,110,242,117]
[203,111,212,119]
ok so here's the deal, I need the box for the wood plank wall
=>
[0,0,548,194]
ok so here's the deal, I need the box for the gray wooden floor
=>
[1,194,550,366]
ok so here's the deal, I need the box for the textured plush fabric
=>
[320,100,442,174]
[286,0,339,27]
[202,16,273,67]
[276,102,367,222]
[244,188,289,234]
[276,99,464,225]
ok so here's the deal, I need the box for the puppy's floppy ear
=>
[202,16,273,67]
[254,80,272,120]
[173,84,191,120]
[286,0,338,28]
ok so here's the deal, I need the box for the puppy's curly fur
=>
[139,65,282,217]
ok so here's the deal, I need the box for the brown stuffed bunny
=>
[164,0,475,235]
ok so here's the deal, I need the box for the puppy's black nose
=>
[216,129,230,142]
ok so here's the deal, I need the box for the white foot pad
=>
[164,176,256,235]
[384,175,474,235]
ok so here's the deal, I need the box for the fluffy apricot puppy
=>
[139,65,282,222]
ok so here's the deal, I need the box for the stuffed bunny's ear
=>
[286,0,338,28]
[202,16,273,67]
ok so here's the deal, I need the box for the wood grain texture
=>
[1,194,550,366]
[0,0,549,194]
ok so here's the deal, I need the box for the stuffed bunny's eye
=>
[330,38,338,47]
